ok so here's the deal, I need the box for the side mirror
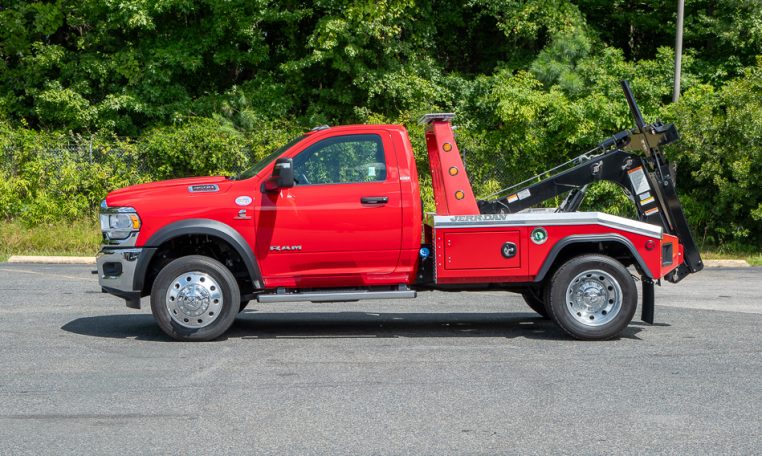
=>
[263,157,295,193]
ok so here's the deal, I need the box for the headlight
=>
[100,201,141,241]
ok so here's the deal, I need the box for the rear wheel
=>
[521,287,548,318]
[150,255,240,341]
[545,254,637,340]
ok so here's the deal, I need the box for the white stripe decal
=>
[429,212,663,239]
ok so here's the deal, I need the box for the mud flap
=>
[125,297,141,309]
[641,277,655,324]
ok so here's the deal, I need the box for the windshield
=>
[231,134,306,180]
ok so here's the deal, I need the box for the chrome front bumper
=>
[96,247,143,308]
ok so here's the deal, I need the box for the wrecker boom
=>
[477,81,703,283]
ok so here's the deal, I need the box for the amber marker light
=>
[449,167,459,176]
[454,190,465,200]
[442,142,452,152]
[129,214,141,229]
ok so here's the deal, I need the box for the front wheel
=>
[545,254,637,340]
[150,255,240,341]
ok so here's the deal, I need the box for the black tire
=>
[521,288,549,318]
[545,254,637,340]
[150,255,240,341]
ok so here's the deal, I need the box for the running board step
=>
[257,289,417,304]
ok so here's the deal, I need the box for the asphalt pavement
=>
[0,263,760,455]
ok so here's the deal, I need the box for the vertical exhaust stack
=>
[419,113,479,216]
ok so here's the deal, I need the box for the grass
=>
[701,249,762,266]
[0,218,101,262]
[1,218,760,266]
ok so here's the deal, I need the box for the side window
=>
[292,134,386,185]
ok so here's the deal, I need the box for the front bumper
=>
[97,247,144,308]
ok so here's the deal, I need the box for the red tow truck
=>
[97,81,703,341]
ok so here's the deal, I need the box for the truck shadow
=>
[61,311,644,342]
[61,314,166,341]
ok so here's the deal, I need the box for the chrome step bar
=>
[257,288,417,304]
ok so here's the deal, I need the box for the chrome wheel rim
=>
[165,271,223,329]
[565,269,622,327]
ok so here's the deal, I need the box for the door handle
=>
[360,196,389,205]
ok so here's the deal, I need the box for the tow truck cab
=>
[98,81,701,341]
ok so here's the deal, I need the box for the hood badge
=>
[234,209,252,220]
[188,184,219,193]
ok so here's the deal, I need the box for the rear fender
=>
[534,234,652,282]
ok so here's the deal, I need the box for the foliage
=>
[0,0,760,246]
[140,117,249,180]
[0,218,101,260]
[660,59,762,246]
[0,123,147,223]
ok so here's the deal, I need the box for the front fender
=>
[132,218,263,292]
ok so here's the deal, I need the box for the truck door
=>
[255,131,403,286]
